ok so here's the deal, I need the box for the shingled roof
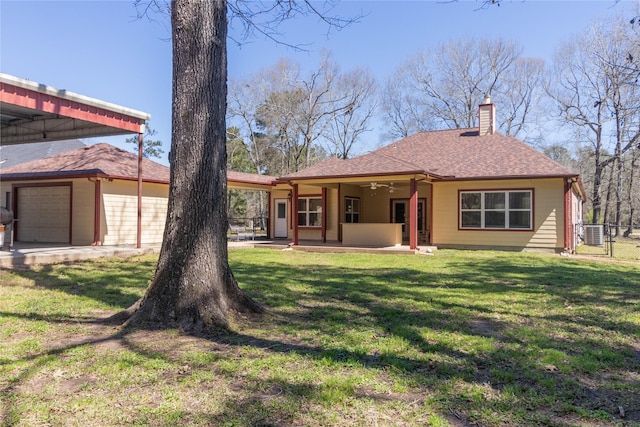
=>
[0,143,170,183]
[280,129,576,181]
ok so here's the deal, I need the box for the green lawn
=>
[1,249,639,426]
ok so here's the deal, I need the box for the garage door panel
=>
[17,186,71,243]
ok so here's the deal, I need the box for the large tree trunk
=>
[120,0,263,332]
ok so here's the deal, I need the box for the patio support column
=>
[321,187,327,243]
[92,178,101,246]
[292,183,299,245]
[267,191,272,239]
[409,178,418,249]
[136,131,143,249]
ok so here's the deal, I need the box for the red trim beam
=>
[1,73,150,145]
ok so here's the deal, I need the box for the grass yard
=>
[575,235,640,262]
[1,249,639,426]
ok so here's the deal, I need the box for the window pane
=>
[309,213,321,227]
[461,212,481,227]
[352,214,359,224]
[345,213,352,223]
[485,211,506,228]
[353,199,360,212]
[309,198,322,212]
[298,213,307,226]
[346,200,353,212]
[298,199,307,211]
[277,203,286,219]
[509,211,531,228]
[510,192,530,209]
[461,193,481,209]
[485,192,505,209]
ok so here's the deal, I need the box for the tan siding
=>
[72,180,96,245]
[101,180,168,246]
[326,187,339,241]
[141,183,169,244]
[432,178,565,251]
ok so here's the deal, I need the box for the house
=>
[0,142,277,247]
[0,97,584,253]
[0,143,170,246]
[259,99,585,253]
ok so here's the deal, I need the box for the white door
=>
[17,185,71,243]
[274,199,288,238]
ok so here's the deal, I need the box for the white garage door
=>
[17,186,71,243]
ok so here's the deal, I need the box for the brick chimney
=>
[478,94,495,136]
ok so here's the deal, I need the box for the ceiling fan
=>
[361,182,395,193]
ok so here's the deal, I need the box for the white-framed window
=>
[298,197,322,227]
[460,190,532,230]
[344,197,360,223]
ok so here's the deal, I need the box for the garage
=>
[16,185,71,243]
[1,73,150,247]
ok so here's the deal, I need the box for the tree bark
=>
[120,0,263,332]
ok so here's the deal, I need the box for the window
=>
[460,190,532,230]
[298,197,322,227]
[344,197,360,223]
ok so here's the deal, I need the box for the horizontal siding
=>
[432,178,565,251]
[72,180,95,245]
[101,180,168,246]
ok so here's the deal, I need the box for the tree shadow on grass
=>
[2,250,639,425]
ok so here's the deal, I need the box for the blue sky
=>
[0,1,632,166]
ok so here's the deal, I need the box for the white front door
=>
[274,199,288,238]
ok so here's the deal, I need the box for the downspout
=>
[89,177,102,246]
[409,178,418,250]
[137,131,143,249]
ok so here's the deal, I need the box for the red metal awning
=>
[0,73,150,145]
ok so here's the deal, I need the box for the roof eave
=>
[277,170,428,184]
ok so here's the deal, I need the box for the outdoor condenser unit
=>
[584,225,604,246]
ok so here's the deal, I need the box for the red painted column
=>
[292,183,299,245]
[409,178,418,249]
[267,191,272,239]
[564,180,571,252]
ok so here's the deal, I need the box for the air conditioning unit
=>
[584,225,604,246]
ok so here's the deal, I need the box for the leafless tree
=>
[550,17,640,229]
[324,67,376,159]
[229,54,375,172]
[380,37,543,142]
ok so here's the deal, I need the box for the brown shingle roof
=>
[0,143,170,182]
[280,152,423,181]
[280,128,575,181]
[227,170,277,185]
